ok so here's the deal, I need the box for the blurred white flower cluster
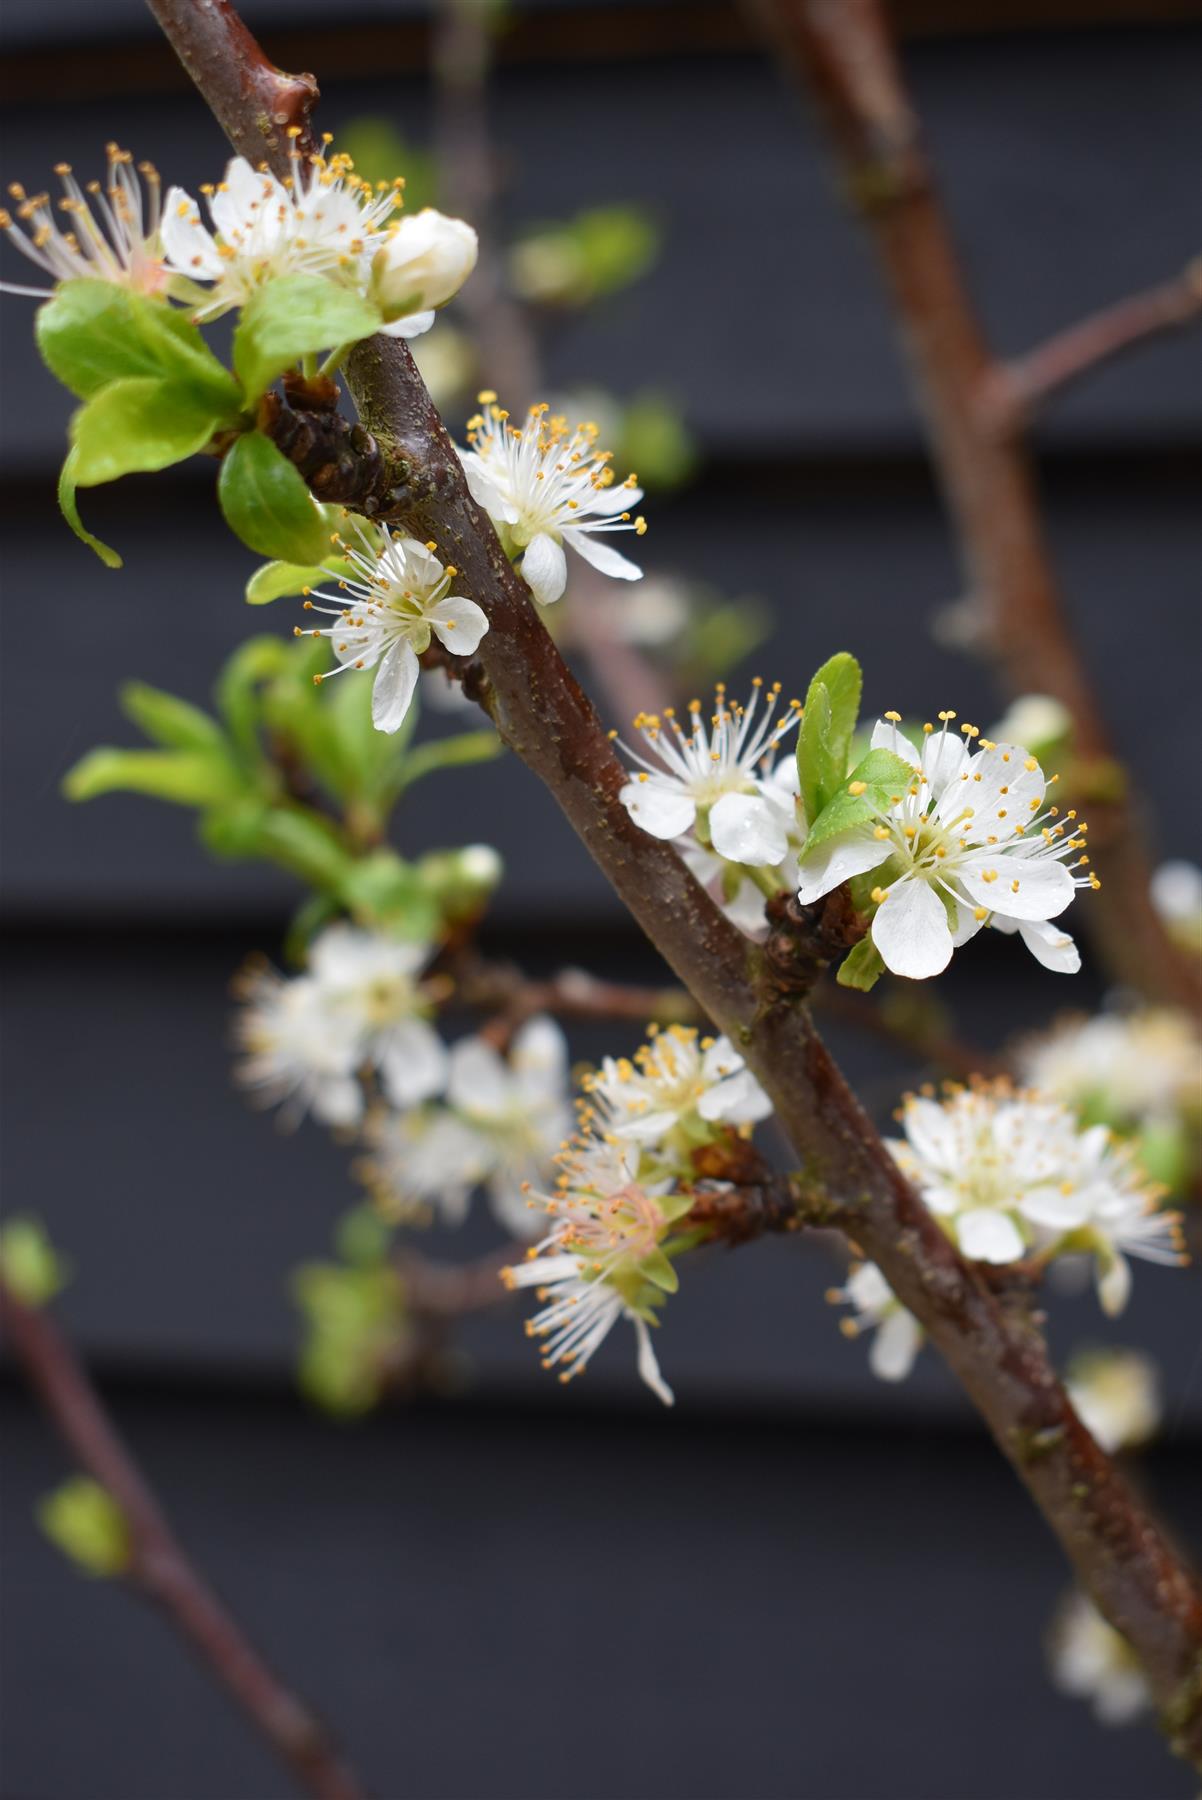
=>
[1049,1595,1150,1727]
[832,1079,1185,1381]
[505,1025,773,1404]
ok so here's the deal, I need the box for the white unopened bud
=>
[371,209,478,319]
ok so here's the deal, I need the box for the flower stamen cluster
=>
[1,145,166,296]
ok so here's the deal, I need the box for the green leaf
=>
[836,937,886,992]
[37,1478,131,1579]
[800,747,914,856]
[35,280,241,407]
[797,653,862,821]
[119,682,227,753]
[233,274,382,402]
[215,634,294,763]
[219,432,330,563]
[253,809,356,892]
[70,376,235,486]
[0,1216,69,1307]
[62,747,242,808]
[57,450,121,567]
[247,555,348,605]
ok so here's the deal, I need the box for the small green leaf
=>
[247,555,348,605]
[800,748,914,856]
[797,653,862,821]
[62,746,242,808]
[57,451,122,567]
[70,376,234,486]
[119,682,227,753]
[339,849,442,939]
[836,937,885,992]
[37,1477,131,1579]
[214,633,294,762]
[0,1216,68,1307]
[233,274,382,402]
[35,280,240,407]
[219,432,330,563]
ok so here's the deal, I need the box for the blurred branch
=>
[455,955,699,1041]
[752,0,1202,1019]
[0,1275,364,1800]
[981,258,1202,434]
[151,0,1202,1762]
[433,0,541,406]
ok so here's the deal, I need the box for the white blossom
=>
[459,396,645,604]
[888,1081,1184,1309]
[618,680,803,867]
[1018,1009,1202,1136]
[585,1023,771,1147]
[369,208,477,325]
[796,713,1096,980]
[1049,1595,1150,1726]
[234,962,364,1128]
[162,137,467,339]
[1,145,167,296]
[502,1137,675,1404]
[828,1262,923,1382]
[361,1017,571,1234]
[307,925,446,1108]
[1065,1348,1161,1453]
[988,693,1071,756]
[298,522,487,734]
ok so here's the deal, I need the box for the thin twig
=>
[753,0,1201,1018]
[146,0,1202,1762]
[455,956,699,1041]
[981,258,1202,435]
[0,1276,365,1800]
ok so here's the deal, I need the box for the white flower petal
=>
[311,1075,364,1128]
[870,717,922,768]
[709,792,789,866]
[458,451,520,525]
[794,827,886,904]
[428,594,489,656]
[510,1015,569,1105]
[620,779,696,840]
[1016,916,1082,973]
[870,877,954,979]
[1098,1252,1132,1317]
[633,1315,674,1407]
[377,309,436,339]
[957,1207,1025,1263]
[447,1036,512,1119]
[160,186,224,279]
[562,526,642,582]
[519,532,568,605]
[697,1066,773,1125]
[920,730,970,798]
[379,1020,448,1107]
[1019,1184,1093,1230]
[957,857,1075,922]
[870,1309,922,1381]
[370,640,420,734]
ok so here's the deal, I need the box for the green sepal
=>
[800,747,914,857]
[70,375,237,486]
[35,279,240,406]
[119,682,227,753]
[797,652,862,820]
[62,746,242,808]
[232,274,382,402]
[836,936,886,992]
[638,1247,679,1295]
[57,450,121,567]
[218,431,330,564]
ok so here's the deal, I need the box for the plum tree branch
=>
[0,1276,365,1800]
[752,0,1201,1017]
[981,257,1202,434]
[147,0,1202,1764]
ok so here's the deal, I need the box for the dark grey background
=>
[1,3,1200,1797]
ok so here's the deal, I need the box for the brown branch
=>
[143,0,318,165]
[0,1276,365,1800]
[981,257,1202,434]
[147,0,1202,1764]
[454,955,699,1038]
[752,0,1201,1019]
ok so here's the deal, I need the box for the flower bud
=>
[371,210,478,319]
